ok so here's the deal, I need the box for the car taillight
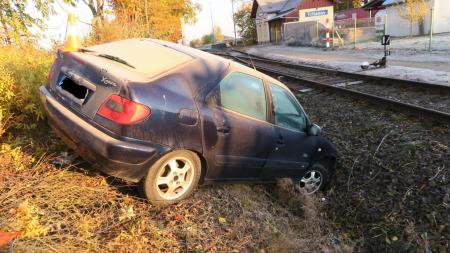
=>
[97,95,151,125]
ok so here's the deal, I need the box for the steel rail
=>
[218,51,450,124]
[229,49,450,93]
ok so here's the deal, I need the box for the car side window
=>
[270,83,306,132]
[213,72,267,121]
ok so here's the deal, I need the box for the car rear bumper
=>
[39,85,169,182]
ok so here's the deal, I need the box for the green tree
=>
[234,2,256,44]
[189,38,201,47]
[190,26,223,47]
[201,34,213,45]
[0,0,58,45]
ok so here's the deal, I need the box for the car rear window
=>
[86,39,193,77]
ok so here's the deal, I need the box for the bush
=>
[0,46,54,135]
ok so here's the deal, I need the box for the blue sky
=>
[39,0,250,48]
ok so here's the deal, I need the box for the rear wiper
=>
[79,48,136,69]
[97,53,135,69]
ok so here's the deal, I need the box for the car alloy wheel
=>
[155,157,195,200]
[141,150,201,205]
[297,170,323,194]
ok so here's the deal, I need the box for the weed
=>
[0,45,53,136]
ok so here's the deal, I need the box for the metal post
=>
[429,7,434,51]
[316,20,319,45]
[384,14,388,36]
[325,18,330,48]
[332,21,335,48]
[354,16,357,49]
[231,0,237,46]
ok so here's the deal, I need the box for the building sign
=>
[305,10,328,18]
[299,6,334,25]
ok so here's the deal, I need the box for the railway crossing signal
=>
[381,35,390,46]
[382,35,391,57]
[360,35,391,70]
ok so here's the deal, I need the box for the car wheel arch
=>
[151,148,208,183]
[187,149,208,184]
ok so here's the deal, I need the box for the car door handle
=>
[216,126,230,134]
[276,135,285,146]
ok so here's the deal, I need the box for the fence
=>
[283,21,326,47]
[282,13,438,51]
[334,17,380,47]
[283,17,382,48]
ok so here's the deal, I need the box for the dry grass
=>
[0,45,352,252]
[0,145,352,252]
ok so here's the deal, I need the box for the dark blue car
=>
[39,39,337,205]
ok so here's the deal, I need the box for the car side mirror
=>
[308,124,321,136]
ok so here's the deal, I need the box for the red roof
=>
[334,8,377,21]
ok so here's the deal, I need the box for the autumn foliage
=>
[87,0,199,44]
[397,0,430,36]
[234,2,256,45]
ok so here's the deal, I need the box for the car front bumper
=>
[39,85,169,182]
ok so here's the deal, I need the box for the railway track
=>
[213,50,450,124]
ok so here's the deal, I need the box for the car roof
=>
[227,60,291,91]
[143,39,291,90]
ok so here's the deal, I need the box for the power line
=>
[55,0,73,15]
[76,18,93,26]
[41,17,66,30]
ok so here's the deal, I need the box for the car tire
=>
[294,162,331,194]
[141,150,201,205]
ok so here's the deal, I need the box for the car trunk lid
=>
[49,39,193,120]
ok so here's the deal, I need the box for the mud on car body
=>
[39,39,337,205]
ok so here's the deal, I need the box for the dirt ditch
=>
[290,83,450,253]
